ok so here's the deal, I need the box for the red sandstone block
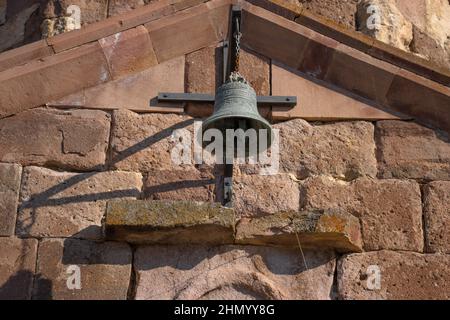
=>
[376,120,450,180]
[423,181,450,254]
[385,69,450,134]
[0,108,111,171]
[34,239,131,300]
[302,176,424,252]
[324,43,400,107]
[241,4,311,68]
[0,42,111,119]
[338,251,450,300]
[145,2,227,62]
[99,25,158,79]
[0,237,38,300]
[0,40,54,73]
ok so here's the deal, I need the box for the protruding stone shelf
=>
[236,210,362,253]
[105,200,362,253]
[105,200,235,245]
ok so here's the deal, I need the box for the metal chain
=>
[234,16,242,72]
[229,16,248,84]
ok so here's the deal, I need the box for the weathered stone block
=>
[0,237,38,300]
[34,238,132,300]
[274,119,377,180]
[105,200,235,244]
[233,174,300,218]
[43,0,108,25]
[376,120,450,180]
[144,168,215,201]
[338,250,450,300]
[0,108,111,171]
[108,0,147,17]
[236,209,362,253]
[134,245,336,300]
[110,109,194,172]
[17,166,142,240]
[0,163,21,236]
[299,0,358,29]
[99,26,158,79]
[423,181,450,253]
[302,176,423,252]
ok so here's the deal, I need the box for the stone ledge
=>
[105,200,235,244]
[235,210,362,253]
[105,199,363,253]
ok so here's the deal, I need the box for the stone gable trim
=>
[0,0,448,133]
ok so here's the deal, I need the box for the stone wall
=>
[0,42,449,299]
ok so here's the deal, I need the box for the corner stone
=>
[33,238,132,300]
[105,200,235,245]
[338,250,450,300]
[376,120,450,180]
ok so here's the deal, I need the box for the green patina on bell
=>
[202,80,273,153]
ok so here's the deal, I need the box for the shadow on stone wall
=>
[0,270,52,300]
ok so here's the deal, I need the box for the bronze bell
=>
[202,81,273,154]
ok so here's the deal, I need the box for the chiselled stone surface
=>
[298,0,358,29]
[376,121,450,180]
[0,108,110,171]
[357,0,413,52]
[423,181,450,253]
[236,209,362,253]
[302,176,423,252]
[275,119,377,180]
[233,174,300,218]
[43,0,108,25]
[134,245,336,300]
[34,238,131,300]
[338,250,450,300]
[0,163,21,236]
[17,166,142,240]
[99,26,158,79]
[0,237,38,300]
[106,200,234,244]
[144,168,215,201]
[110,109,194,172]
[396,0,450,70]
[108,0,148,17]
